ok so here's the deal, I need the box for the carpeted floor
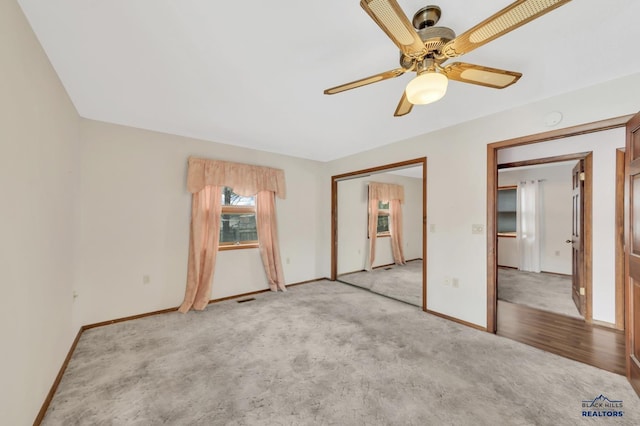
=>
[498,268,581,319]
[338,259,422,307]
[42,280,638,425]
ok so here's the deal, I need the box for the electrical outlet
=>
[143,275,150,285]
[444,276,451,286]
[430,224,436,233]
[555,250,560,256]
[452,278,459,288]
[472,224,484,234]
[286,257,290,264]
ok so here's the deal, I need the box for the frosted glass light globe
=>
[406,72,448,105]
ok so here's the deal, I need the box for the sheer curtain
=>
[179,157,286,312]
[366,182,405,270]
[366,194,379,271]
[389,199,406,265]
[179,186,222,312]
[256,190,286,291]
[517,180,541,272]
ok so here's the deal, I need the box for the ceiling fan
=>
[324,0,572,117]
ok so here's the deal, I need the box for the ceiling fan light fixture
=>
[405,71,448,105]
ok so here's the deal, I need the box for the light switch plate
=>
[472,224,484,234]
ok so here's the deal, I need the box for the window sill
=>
[376,232,391,238]
[498,232,517,238]
[219,243,259,251]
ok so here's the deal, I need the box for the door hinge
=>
[580,287,585,296]
[579,172,585,181]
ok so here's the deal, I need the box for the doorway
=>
[496,154,591,321]
[486,116,630,374]
[331,158,427,310]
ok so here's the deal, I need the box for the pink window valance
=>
[187,157,286,198]
[368,182,404,203]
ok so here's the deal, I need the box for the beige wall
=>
[0,1,81,424]
[74,119,325,328]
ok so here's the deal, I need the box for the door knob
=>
[565,239,572,244]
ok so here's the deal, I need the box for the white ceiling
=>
[17,0,640,161]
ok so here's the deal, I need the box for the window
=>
[220,187,258,249]
[377,201,390,236]
[497,186,517,237]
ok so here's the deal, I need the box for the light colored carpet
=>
[498,268,581,319]
[43,280,638,425]
[338,260,422,307]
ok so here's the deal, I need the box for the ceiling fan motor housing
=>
[400,5,455,69]
[400,32,455,68]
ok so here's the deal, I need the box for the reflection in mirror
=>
[337,165,423,307]
[497,161,583,319]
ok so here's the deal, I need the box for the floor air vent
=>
[237,298,256,303]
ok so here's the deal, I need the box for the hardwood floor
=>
[497,300,625,375]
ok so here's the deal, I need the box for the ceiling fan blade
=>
[442,62,522,89]
[394,92,413,117]
[324,68,408,95]
[441,0,572,58]
[360,0,426,57]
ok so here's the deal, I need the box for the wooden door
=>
[626,111,640,396]
[572,160,585,316]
